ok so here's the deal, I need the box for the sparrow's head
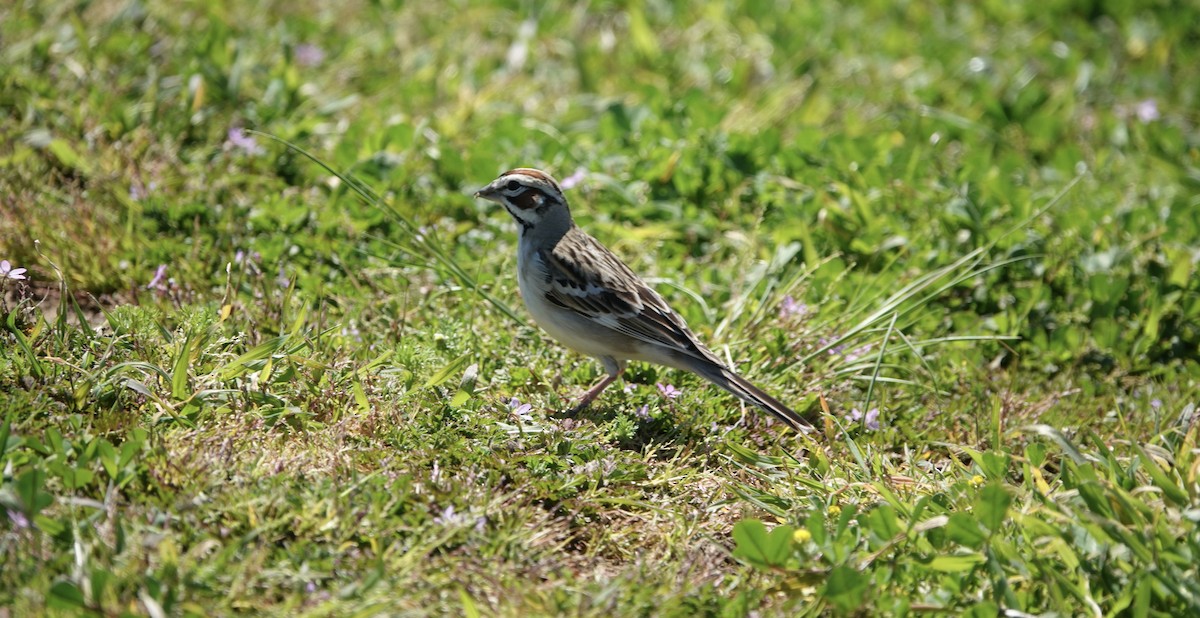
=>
[475,168,571,233]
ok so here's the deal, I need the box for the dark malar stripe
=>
[504,205,534,231]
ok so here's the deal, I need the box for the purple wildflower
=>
[1,260,27,280]
[508,397,533,419]
[129,182,146,201]
[847,407,881,431]
[294,43,326,67]
[341,322,362,343]
[146,264,168,290]
[843,343,874,363]
[276,266,290,289]
[559,168,587,190]
[657,383,681,399]
[635,405,651,420]
[432,504,462,526]
[226,128,265,156]
[414,226,430,243]
[818,337,847,356]
[6,509,29,529]
[1151,398,1162,410]
[779,295,808,319]
[233,250,261,265]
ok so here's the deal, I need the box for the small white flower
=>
[1135,99,1160,123]
[0,260,27,280]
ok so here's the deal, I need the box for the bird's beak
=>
[474,186,497,202]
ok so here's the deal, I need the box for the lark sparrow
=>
[475,168,813,433]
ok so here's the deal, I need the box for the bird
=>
[474,168,813,433]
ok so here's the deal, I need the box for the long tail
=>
[692,362,815,433]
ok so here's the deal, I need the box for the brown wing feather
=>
[538,228,722,365]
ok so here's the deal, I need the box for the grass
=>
[2,0,1198,615]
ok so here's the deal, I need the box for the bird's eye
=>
[506,180,520,191]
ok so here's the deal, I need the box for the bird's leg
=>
[570,358,625,413]
[571,374,619,412]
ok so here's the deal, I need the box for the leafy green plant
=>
[732,424,1200,614]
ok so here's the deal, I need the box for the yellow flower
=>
[828,504,842,516]
[793,528,812,543]
[969,475,985,487]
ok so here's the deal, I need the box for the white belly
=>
[517,242,624,361]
